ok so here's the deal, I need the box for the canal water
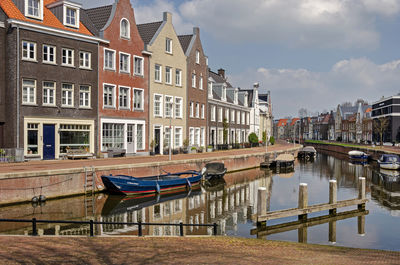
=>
[1,152,399,251]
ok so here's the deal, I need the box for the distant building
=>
[372,95,400,143]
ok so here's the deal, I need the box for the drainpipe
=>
[96,42,99,156]
[16,25,20,149]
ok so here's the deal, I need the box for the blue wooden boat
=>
[101,169,205,195]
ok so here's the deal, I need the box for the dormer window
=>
[222,86,226,101]
[26,0,43,20]
[60,2,80,29]
[120,19,130,39]
[244,93,248,106]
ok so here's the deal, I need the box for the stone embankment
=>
[0,143,300,205]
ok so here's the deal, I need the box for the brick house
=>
[83,0,149,156]
[178,27,208,149]
[0,0,105,159]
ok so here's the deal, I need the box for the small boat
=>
[298,146,317,160]
[101,168,205,196]
[204,162,227,179]
[269,154,295,169]
[348,150,369,160]
[378,154,400,170]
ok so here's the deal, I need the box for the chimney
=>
[253,82,259,89]
[218,68,225,78]
[193,27,200,36]
[163,12,172,22]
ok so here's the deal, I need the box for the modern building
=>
[138,12,187,155]
[372,95,400,143]
[0,0,106,159]
[84,0,150,156]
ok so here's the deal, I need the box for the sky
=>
[78,0,400,118]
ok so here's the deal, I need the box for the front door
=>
[127,124,135,154]
[43,124,55,160]
[154,128,161,154]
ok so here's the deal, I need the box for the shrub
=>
[248,133,259,144]
[269,136,275,145]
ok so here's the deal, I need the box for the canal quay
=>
[1,147,400,253]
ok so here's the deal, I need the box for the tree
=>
[223,118,229,144]
[374,117,390,145]
[262,131,267,144]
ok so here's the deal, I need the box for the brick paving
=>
[0,236,398,264]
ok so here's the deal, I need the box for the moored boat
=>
[101,169,205,196]
[348,150,369,160]
[298,146,317,160]
[204,162,227,179]
[378,154,400,170]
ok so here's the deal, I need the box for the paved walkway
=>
[0,236,398,264]
[0,143,297,175]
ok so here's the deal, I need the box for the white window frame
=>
[189,127,194,146]
[201,104,205,119]
[211,106,216,122]
[225,109,229,123]
[231,110,235,123]
[134,56,144,76]
[165,95,173,118]
[175,69,182,86]
[192,74,196,88]
[43,81,56,106]
[155,64,162,82]
[43,44,56,64]
[154,93,163,117]
[133,88,144,111]
[175,97,183,119]
[119,52,131,74]
[237,111,240,124]
[174,127,183,148]
[79,85,91,108]
[63,4,80,29]
[120,18,130,39]
[22,79,36,105]
[118,86,130,110]
[196,50,200,64]
[242,112,245,125]
[199,76,203,90]
[62,48,74,67]
[22,41,36,61]
[104,48,116,71]
[165,67,172,85]
[218,108,223,122]
[190,102,194,118]
[103,83,116,108]
[196,103,200,118]
[79,51,91,69]
[61,83,74,107]
[25,0,43,20]
[166,38,172,54]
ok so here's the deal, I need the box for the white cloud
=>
[228,58,400,118]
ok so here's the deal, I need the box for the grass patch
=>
[304,140,380,150]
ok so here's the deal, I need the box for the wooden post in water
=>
[329,180,337,215]
[298,183,308,221]
[257,187,267,227]
[329,221,336,243]
[358,177,366,211]
[298,227,307,243]
[358,215,365,236]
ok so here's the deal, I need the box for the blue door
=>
[43,124,55,160]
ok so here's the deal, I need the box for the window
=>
[137,124,144,150]
[134,56,144,76]
[79,85,90,108]
[199,76,203,90]
[218,108,223,122]
[225,109,229,123]
[133,89,143,110]
[247,113,250,125]
[192,74,196,88]
[120,19,130,39]
[208,81,213,98]
[104,49,115,70]
[165,67,172,84]
[103,84,115,108]
[119,53,130,73]
[119,86,130,109]
[196,103,200,118]
[26,0,42,19]
[175,97,182,118]
[22,41,36,61]
[196,50,200,64]
[43,81,55,106]
[165,96,173,118]
[175,69,182,86]
[27,123,38,155]
[189,128,194,146]
[65,6,78,28]
[79,51,91,69]
[195,128,200,146]
[201,128,205,147]
[237,111,240,124]
[155,64,162,82]
[62,48,74,66]
[164,127,171,147]
[175,127,182,148]
[154,94,163,117]
[231,110,235,123]
[62,83,74,107]
[190,102,194,118]
[242,112,245,125]
[201,104,205,119]
[43,45,55,64]
[22,79,36,104]
[166,38,172,53]
[102,123,124,151]
[211,106,216,121]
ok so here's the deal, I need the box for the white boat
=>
[378,154,400,170]
[348,150,369,160]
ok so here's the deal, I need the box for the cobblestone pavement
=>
[0,236,398,265]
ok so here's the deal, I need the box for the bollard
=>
[298,183,308,221]
[257,187,267,227]
[358,177,366,210]
[213,223,218,236]
[32,218,38,236]
[89,220,94,237]
[179,222,184,237]
[138,222,142,237]
[329,180,337,215]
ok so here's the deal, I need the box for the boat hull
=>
[379,163,400,170]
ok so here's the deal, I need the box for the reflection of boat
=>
[101,169,204,195]
[379,169,400,182]
[102,188,202,216]
[348,150,369,161]
[298,146,317,160]
[378,154,400,170]
[202,177,226,192]
[204,162,227,179]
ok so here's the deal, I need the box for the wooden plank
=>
[251,209,369,236]
[257,198,368,222]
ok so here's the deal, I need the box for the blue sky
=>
[78,0,400,118]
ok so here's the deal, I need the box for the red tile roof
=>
[365,108,372,113]
[0,0,92,36]
[290,118,299,126]
[277,119,288,127]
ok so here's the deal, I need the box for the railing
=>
[0,218,218,237]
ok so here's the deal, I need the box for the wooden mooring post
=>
[257,187,267,228]
[298,183,308,221]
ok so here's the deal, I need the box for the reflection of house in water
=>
[371,170,400,215]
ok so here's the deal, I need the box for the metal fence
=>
[0,218,218,237]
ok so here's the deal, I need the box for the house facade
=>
[241,84,261,139]
[0,0,105,159]
[259,91,273,140]
[372,96,400,143]
[84,0,149,156]
[138,12,187,155]
[178,27,208,149]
